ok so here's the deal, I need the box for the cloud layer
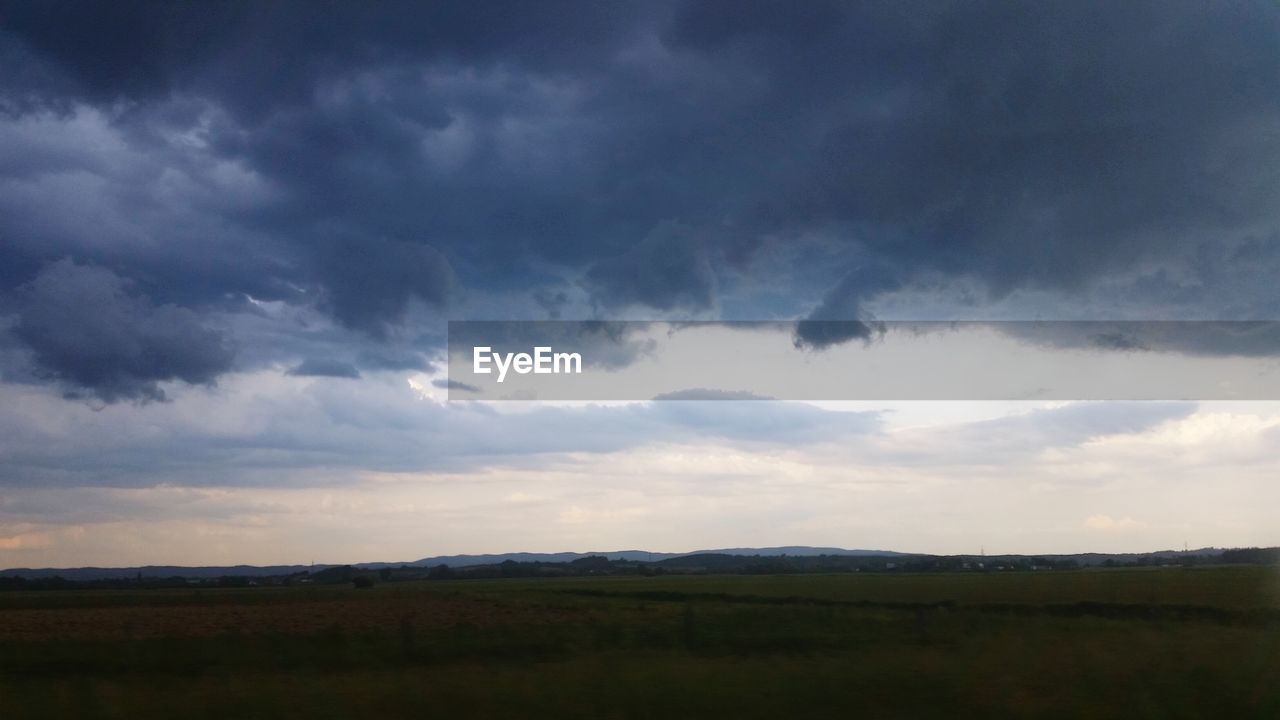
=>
[2,1,1279,396]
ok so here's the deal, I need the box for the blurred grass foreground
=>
[1,566,1278,719]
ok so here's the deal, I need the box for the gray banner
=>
[446,321,1280,401]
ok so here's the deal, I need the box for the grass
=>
[1,567,1278,718]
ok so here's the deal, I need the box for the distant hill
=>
[693,546,905,558]
[0,546,904,580]
[404,546,905,569]
[0,546,1257,581]
[981,548,1223,567]
[0,564,326,582]
[401,551,673,567]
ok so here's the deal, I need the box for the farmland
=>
[2,566,1278,718]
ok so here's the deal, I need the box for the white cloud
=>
[2,380,1279,566]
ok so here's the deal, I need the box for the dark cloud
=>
[793,320,880,351]
[316,236,455,335]
[1,1,1279,398]
[585,222,716,312]
[433,378,481,393]
[9,259,234,401]
[287,358,361,379]
[357,348,432,372]
[1088,332,1150,353]
[532,288,569,320]
[793,260,898,349]
[0,1,657,116]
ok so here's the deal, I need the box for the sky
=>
[2,1,1280,567]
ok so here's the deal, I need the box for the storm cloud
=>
[1,1,1279,396]
[9,259,234,401]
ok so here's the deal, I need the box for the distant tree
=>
[312,565,355,584]
[352,575,375,589]
[569,555,612,572]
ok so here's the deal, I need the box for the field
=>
[2,567,1279,718]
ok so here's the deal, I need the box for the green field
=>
[2,567,1278,718]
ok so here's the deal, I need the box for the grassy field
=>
[1,566,1278,718]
